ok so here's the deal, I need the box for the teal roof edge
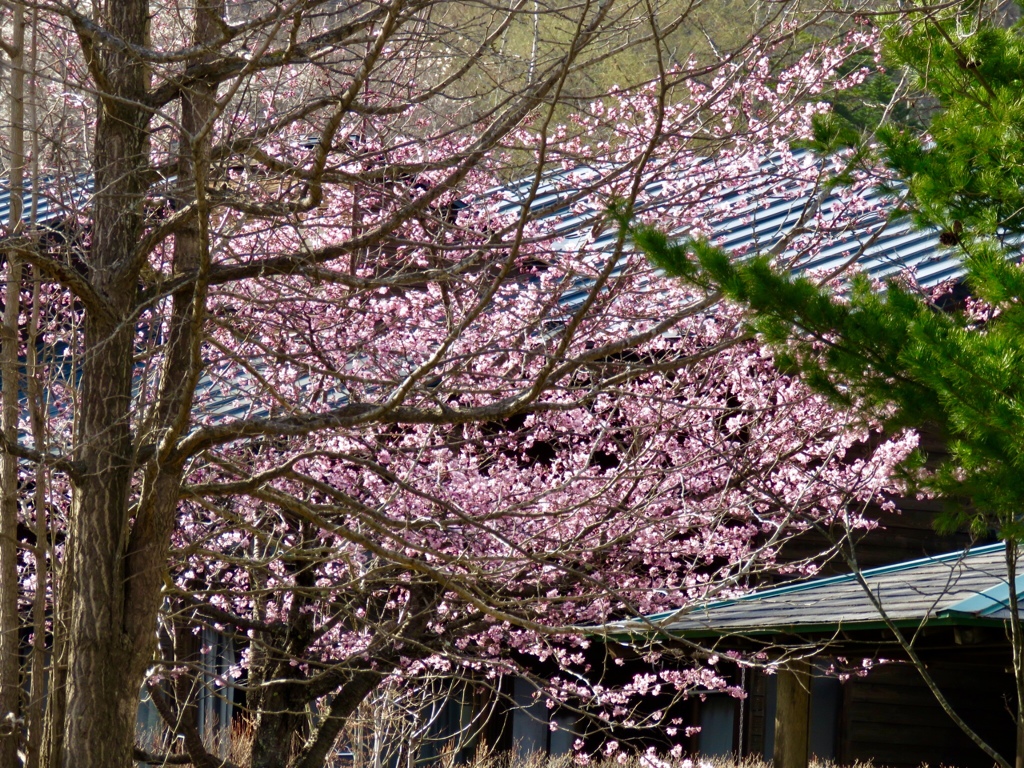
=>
[941,572,1024,617]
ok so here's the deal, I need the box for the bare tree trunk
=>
[0,4,27,765]
[41,580,68,768]
[0,292,23,767]
[41,555,69,768]
[0,285,23,768]
[143,0,222,757]
[22,14,47,766]
[63,315,141,768]
[61,0,154,762]
[61,0,226,759]
[773,659,810,768]
[25,275,47,768]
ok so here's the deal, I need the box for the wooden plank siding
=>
[782,497,981,573]
[741,659,1016,768]
[781,422,984,573]
[840,660,1016,767]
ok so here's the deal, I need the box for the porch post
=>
[773,659,810,768]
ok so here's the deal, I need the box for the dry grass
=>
[449,752,894,768]
[140,722,915,768]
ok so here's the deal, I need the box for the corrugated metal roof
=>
[4,157,959,428]
[0,175,93,227]
[613,544,1019,639]
[0,157,956,283]
[515,157,957,290]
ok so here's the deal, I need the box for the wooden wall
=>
[780,426,990,575]
[838,656,1016,768]
[743,652,1017,768]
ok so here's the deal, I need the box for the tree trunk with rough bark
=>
[61,0,156,763]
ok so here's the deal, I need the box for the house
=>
[612,543,1022,768]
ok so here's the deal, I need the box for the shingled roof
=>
[614,544,1022,640]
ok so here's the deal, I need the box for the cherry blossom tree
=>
[625,8,1024,767]
[0,1,911,767]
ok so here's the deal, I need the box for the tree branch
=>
[3,240,115,322]
[0,432,84,481]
